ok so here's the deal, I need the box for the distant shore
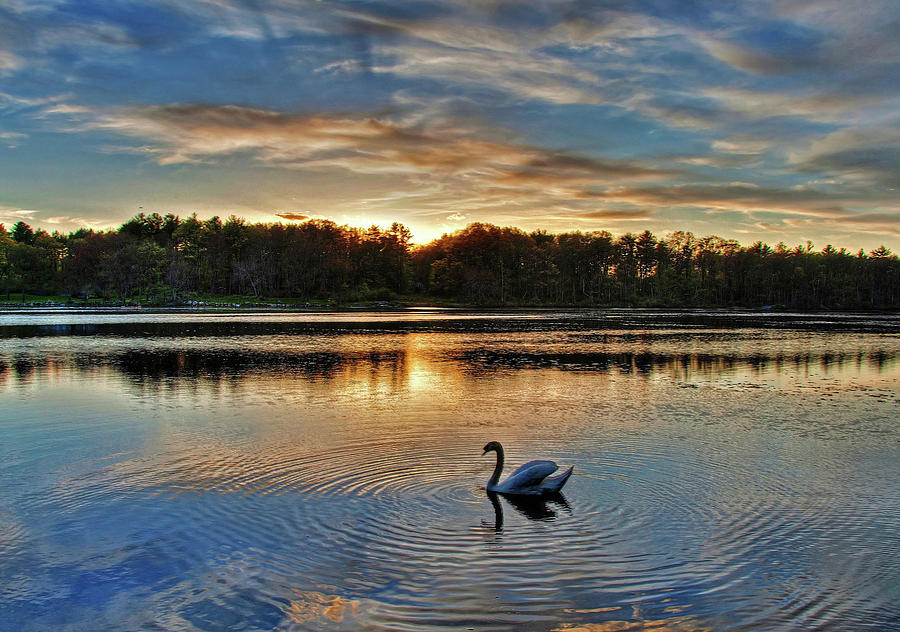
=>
[1,297,897,314]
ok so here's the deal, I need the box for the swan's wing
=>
[503,460,558,488]
[541,465,573,493]
[508,460,557,478]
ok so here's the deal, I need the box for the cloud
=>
[315,59,364,75]
[214,2,672,109]
[699,38,784,75]
[624,91,736,129]
[0,203,107,233]
[754,221,782,232]
[575,208,653,220]
[375,41,608,106]
[593,182,847,212]
[0,1,138,77]
[0,50,24,76]
[712,136,776,155]
[781,215,900,238]
[703,87,888,124]
[274,212,309,221]
[697,32,825,76]
[73,104,424,166]
[0,91,73,111]
[789,123,900,187]
[2,1,898,249]
[42,214,95,226]
[34,102,687,231]
[773,0,900,68]
[797,148,900,188]
[0,204,39,226]
[59,102,673,197]
[588,182,899,236]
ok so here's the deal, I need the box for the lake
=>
[1,309,898,631]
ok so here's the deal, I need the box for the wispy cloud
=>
[575,208,654,221]
[60,102,674,193]
[590,182,900,236]
[0,51,24,76]
[0,204,39,226]
[1,0,898,249]
[0,203,106,232]
[274,212,310,222]
[0,91,72,109]
[789,122,900,187]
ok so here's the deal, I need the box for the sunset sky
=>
[1,0,898,249]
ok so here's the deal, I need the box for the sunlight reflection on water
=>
[0,310,898,631]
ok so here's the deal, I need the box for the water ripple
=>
[8,427,891,631]
[2,311,898,631]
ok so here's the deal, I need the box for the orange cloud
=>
[72,103,675,209]
[589,183,900,236]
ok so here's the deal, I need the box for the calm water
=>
[1,309,898,632]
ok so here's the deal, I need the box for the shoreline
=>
[1,301,898,315]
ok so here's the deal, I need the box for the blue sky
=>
[1,0,898,249]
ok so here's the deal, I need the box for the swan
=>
[482,441,573,495]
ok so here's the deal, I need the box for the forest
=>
[0,212,897,309]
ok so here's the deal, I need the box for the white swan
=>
[482,441,573,495]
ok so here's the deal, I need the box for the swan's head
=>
[482,441,502,456]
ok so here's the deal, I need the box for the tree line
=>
[1,213,897,309]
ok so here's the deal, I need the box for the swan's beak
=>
[481,449,488,456]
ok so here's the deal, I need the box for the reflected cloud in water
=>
[283,589,360,625]
[551,614,711,631]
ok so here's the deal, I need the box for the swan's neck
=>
[488,445,505,488]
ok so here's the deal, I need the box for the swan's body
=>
[482,441,573,495]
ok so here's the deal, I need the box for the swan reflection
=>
[484,490,571,532]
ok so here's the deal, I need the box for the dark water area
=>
[1,309,898,631]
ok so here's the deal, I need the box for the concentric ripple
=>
[11,425,894,631]
[1,310,898,631]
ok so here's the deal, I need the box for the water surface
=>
[1,309,898,631]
